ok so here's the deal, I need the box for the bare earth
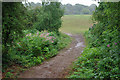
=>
[19,33,85,78]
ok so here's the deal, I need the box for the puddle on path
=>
[75,42,85,48]
[64,42,85,54]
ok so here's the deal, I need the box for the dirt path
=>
[19,33,85,78]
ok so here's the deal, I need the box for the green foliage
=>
[2,2,28,55]
[81,8,90,14]
[34,2,64,33]
[56,33,71,50]
[5,72,13,78]
[25,6,42,29]
[2,2,70,78]
[93,2,120,28]
[3,30,71,71]
[2,3,31,73]
[69,45,120,79]
[69,2,120,79]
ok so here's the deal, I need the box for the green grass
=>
[60,15,93,34]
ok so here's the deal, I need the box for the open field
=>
[60,15,93,34]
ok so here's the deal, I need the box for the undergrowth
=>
[68,2,120,79]
[2,30,71,78]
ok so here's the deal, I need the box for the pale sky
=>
[26,0,99,6]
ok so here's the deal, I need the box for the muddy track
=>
[19,33,85,78]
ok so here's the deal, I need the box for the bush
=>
[69,2,120,79]
[2,2,28,54]
[34,2,64,33]
[3,30,71,72]
[69,44,120,79]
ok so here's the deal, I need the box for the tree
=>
[89,4,96,14]
[62,3,96,15]
[2,2,28,57]
[34,1,64,34]
[81,8,90,14]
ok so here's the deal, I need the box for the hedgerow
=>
[69,2,120,79]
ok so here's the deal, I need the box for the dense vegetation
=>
[2,2,71,78]
[27,2,96,15]
[2,1,120,79]
[69,2,120,79]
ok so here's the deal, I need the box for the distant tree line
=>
[27,2,97,15]
[62,4,96,15]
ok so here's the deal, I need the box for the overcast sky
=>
[26,0,99,6]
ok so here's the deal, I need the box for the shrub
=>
[34,2,64,33]
[3,30,71,72]
[69,2,120,79]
